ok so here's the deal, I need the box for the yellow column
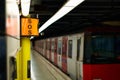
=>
[21,37,31,80]
[15,48,22,80]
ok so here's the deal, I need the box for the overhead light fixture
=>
[30,0,84,39]
[21,0,31,16]
[39,0,84,33]
[30,36,34,40]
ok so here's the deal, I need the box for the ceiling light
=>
[39,0,84,33]
[21,0,31,16]
[65,0,84,7]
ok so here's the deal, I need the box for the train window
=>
[42,41,44,49]
[43,42,45,49]
[62,38,67,56]
[77,38,81,61]
[84,36,92,63]
[91,36,114,63]
[55,40,57,53]
[84,35,120,64]
[62,42,65,55]
[68,40,72,58]
[92,36,114,57]
[58,40,62,54]
[51,41,54,52]
[48,42,50,50]
[46,41,47,50]
[115,36,120,62]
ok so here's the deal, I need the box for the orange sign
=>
[21,18,39,36]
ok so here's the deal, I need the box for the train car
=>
[49,39,52,61]
[46,39,49,59]
[34,26,120,80]
[45,39,48,58]
[54,38,58,65]
[51,38,55,62]
[42,40,46,56]
[62,36,68,73]
[67,33,84,80]
[34,40,40,52]
[47,39,51,61]
[83,27,120,80]
[41,40,44,55]
[57,37,62,68]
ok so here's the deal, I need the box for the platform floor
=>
[31,50,56,80]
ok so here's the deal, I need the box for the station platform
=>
[31,50,72,80]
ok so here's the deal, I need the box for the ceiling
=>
[30,0,120,40]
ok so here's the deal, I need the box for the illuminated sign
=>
[21,18,39,36]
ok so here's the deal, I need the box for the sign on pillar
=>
[21,17,39,36]
[20,17,39,80]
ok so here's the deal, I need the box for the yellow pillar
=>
[15,48,22,80]
[21,37,31,80]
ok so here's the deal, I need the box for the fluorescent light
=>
[21,0,31,16]
[65,0,84,7]
[39,0,84,33]
[39,7,74,32]
[30,36,34,39]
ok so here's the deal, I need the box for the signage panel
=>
[21,18,39,36]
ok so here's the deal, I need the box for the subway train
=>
[0,0,20,80]
[34,26,120,80]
